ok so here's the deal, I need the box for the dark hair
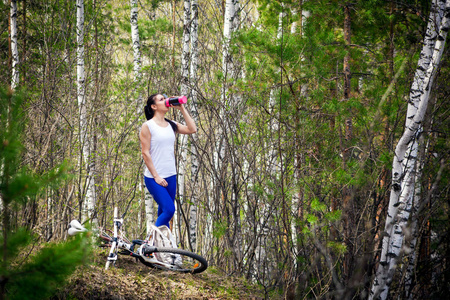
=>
[144,93,178,132]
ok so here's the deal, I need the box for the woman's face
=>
[151,94,169,112]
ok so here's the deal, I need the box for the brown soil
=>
[53,249,270,300]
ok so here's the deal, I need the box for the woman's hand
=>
[173,105,197,134]
[155,176,168,187]
[172,103,184,111]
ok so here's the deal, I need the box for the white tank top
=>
[143,119,177,178]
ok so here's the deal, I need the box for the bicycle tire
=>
[138,247,208,274]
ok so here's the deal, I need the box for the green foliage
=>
[5,235,90,300]
[212,220,228,239]
[0,88,90,300]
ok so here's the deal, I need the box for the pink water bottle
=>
[164,95,187,107]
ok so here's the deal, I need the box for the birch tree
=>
[222,0,239,97]
[220,0,244,267]
[130,0,150,233]
[10,0,19,90]
[77,0,97,226]
[131,0,142,111]
[188,0,199,252]
[215,0,239,173]
[175,0,191,241]
[1,0,19,213]
[370,1,449,299]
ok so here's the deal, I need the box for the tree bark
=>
[77,0,97,226]
[131,0,142,112]
[342,3,353,287]
[130,0,148,233]
[189,0,199,252]
[370,1,449,299]
[175,0,191,243]
[10,0,19,90]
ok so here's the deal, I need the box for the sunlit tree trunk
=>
[130,0,149,233]
[1,0,18,214]
[131,0,142,111]
[220,0,243,267]
[10,0,19,90]
[180,0,190,96]
[175,0,191,241]
[217,0,237,167]
[291,4,309,291]
[403,130,428,299]
[188,0,199,252]
[370,1,449,299]
[77,0,97,226]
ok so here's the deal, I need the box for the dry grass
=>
[53,248,271,300]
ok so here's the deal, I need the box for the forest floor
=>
[53,248,277,300]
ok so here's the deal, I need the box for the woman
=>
[140,93,197,229]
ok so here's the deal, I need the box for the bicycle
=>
[68,207,208,274]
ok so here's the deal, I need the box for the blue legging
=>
[144,175,177,228]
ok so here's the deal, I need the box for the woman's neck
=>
[152,111,166,123]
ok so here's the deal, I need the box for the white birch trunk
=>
[215,0,237,171]
[214,0,237,171]
[77,0,97,226]
[291,5,309,261]
[222,0,238,88]
[47,189,52,240]
[218,0,239,166]
[130,0,148,233]
[175,0,191,243]
[219,0,243,265]
[10,0,19,90]
[404,131,427,299]
[370,1,449,299]
[1,0,19,214]
[131,0,143,111]
[189,0,199,252]
[181,0,191,95]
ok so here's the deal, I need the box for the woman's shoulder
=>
[141,119,153,132]
[142,119,154,126]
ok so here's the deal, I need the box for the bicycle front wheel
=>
[139,247,208,274]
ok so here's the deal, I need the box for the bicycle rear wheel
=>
[139,247,208,274]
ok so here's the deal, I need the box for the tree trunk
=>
[181,0,190,96]
[22,0,27,83]
[403,129,427,299]
[220,0,242,269]
[369,1,449,299]
[175,0,191,242]
[342,3,353,287]
[131,0,142,112]
[343,4,352,142]
[10,0,19,90]
[130,0,147,233]
[77,0,97,226]
[189,0,199,252]
[222,0,238,90]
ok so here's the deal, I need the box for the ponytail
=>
[144,105,153,120]
[165,118,178,133]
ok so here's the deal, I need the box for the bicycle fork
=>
[105,207,122,270]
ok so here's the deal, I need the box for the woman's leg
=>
[144,176,177,228]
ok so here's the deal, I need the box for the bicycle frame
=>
[70,206,207,273]
[105,207,125,270]
[102,207,180,271]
